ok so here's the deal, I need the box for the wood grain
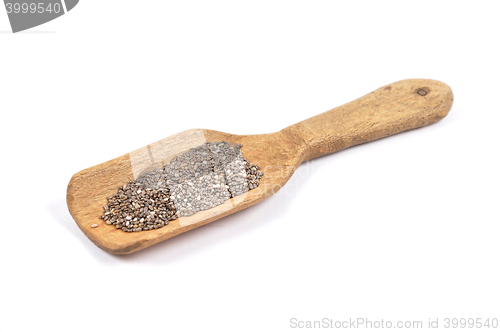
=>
[67,79,453,254]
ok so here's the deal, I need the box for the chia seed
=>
[100,141,263,232]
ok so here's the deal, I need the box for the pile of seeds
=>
[101,182,175,232]
[245,158,262,190]
[100,141,263,232]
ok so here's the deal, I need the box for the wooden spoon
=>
[67,79,453,254]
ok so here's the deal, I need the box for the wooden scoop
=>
[67,79,453,254]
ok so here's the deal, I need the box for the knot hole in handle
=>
[415,87,430,96]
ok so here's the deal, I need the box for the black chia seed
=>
[100,141,263,232]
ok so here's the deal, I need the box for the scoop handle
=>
[282,79,453,162]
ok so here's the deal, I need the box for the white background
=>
[1,1,499,331]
